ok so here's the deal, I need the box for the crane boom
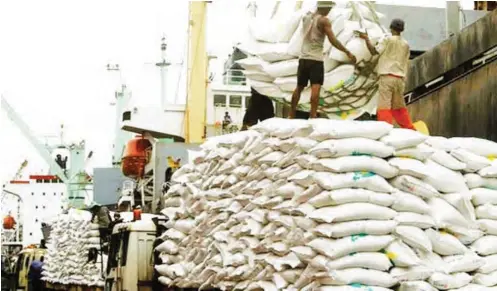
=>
[184,1,208,143]
[1,96,68,182]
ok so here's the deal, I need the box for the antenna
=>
[156,36,172,111]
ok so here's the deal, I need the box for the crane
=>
[1,96,93,208]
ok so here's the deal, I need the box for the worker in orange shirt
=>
[359,19,415,130]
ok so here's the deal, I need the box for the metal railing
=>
[223,69,247,86]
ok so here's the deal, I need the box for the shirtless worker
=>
[289,1,357,119]
[359,19,415,129]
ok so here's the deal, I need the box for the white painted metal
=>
[446,1,461,38]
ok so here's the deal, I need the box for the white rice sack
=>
[311,156,398,178]
[398,281,437,291]
[380,128,428,150]
[425,229,468,256]
[312,220,397,238]
[238,41,294,62]
[250,79,287,99]
[443,254,485,273]
[395,212,435,229]
[384,240,421,267]
[431,150,468,171]
[263,59,298,78]
[326,252,392,271]
[251,118,313,139]
[155,264,186,278]
[479,165,497,178]
[389,157,430,178]
[295,154,318,169]
[391,191,430,214]
[279,137,318,153]
[390,175,440,199]
[309,138,394,158]
[424,159,469,193]
[236,57,267,71]
[451,148,492,172]
[415,249,448,273]
[288,170,315,188]
[428,272,472,290]
[259,151,285,165]
[323,268,398,288]
[452,227,484,245]
[394,144,435,161]
[292,184,323,204]
[273,75,297,92]
[426,136,458,152]
[449,137,497,157]
[428,197,474,229]
[324,58,340,72]
[156,240,179,254]
[472,271,497,287]
[330,36,372,63]
[309,119,393,141]
[308,189,394,208]
[308,203,397,223]
[307,235,395,259]
[477,219,497,235]
[471,236,497,256]
[390,265,434,282]
[395,226,433,252]
[477,254,497,274]
[470,188,497,206]
[443,193,476,222]
[476,204,497,219]
[313,172,394,193]
[465,174,497,190]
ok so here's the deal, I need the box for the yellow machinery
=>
[184,1,209,144]
[11,247,46,291]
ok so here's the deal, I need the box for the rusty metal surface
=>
[408,60,497,142]
[406,10,497,91]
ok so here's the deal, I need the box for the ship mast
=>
[156,36,171,111]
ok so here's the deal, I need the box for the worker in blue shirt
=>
[28,257,44,291]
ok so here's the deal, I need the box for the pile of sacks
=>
[237,1,387,119]
[42,209,105,287]
[155,118,497,291]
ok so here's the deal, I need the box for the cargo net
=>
[294,2,386,119]
[241,1,388,120]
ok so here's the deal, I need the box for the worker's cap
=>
[390,18,405,32]
[317,1,336,8]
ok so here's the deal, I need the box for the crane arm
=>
[1,96,69,182]
[184,1,208,143]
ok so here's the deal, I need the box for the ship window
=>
[35,206,38,209]
[54,192,56,196]
[29,232,32,236]
[230,95,242,108]
[122,111,131,121]
[214,95,226,107]
[42,192,46,196]
[61,192,64,196]
[32,192,34,196]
